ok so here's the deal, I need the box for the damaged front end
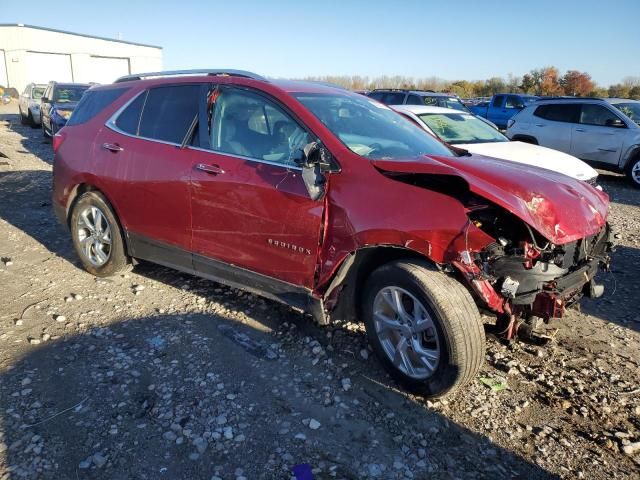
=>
[455,203,613,339]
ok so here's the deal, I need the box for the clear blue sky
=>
[3,0,639,86]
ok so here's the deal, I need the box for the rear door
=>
[570,104,626,166]
[530,103,579,153]
[99,84,201,264]
[189,84,324,288]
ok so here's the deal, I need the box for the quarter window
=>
[533,104,580,123]
[114,92,147,135]
[209,87,311,166]
[405,94,423,105]
[67,87,128,126]
[138,85,200,144]
[579,104,622,127]
[382,92,406,105]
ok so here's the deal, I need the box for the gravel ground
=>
[0,101,639,480]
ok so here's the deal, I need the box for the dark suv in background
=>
[41,81,92,137]
[51,69,612,397]
[367,89,470,112]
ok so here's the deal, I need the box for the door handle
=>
[195,163,225,175]
[534,123,545,127]
[575,128,586,132]
[102,143,123,152]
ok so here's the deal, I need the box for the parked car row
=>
[506,97,640,187]
[19,81,92,137]
[51,69,613,398]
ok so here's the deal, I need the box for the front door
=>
[189,85,324,288]
[570,104,626,166]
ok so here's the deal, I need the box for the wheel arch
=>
[321,245,438,324]
[510,134,538,145]
[65,183,130,254]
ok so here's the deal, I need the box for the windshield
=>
[613,103,640,124]
[294,92,454,160]
[32,87,45,100]
[53,86,89,103]
[418,113,508,145]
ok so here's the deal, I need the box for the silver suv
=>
[506,98,640,187]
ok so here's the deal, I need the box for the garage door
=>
[25,52,73,84]
[0,50,8,88]
[88,56,130,84]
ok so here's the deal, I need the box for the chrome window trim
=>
[187,146,303,171]
[105,90,303,170]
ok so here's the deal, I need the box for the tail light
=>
[506,119,516,129]
[52,131,66,153]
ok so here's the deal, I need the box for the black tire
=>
[28,111,38,128]
[19,107,28,125]
[626,156,640,189]
[70,191,131,277]
[42,121,49,138]
[512,135,538,145]
[363,260,485,398]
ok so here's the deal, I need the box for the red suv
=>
[52,69,612,397]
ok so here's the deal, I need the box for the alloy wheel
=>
[76,206,112,266]
[632,161,640,185]
[372,286,440,379]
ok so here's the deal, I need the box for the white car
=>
[392,104,599,184]
[19,83,46,127]
[506,98,640,187]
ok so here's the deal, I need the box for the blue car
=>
[41,82,91,137]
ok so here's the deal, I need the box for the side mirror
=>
[41,97,49,103]
[605,118,626,128]
[294,142,330,201]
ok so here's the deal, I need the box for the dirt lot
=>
[0,101,639,480]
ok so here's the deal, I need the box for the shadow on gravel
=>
[580,244,640,333]
[0,170,76,264]
[0,313,558,479]
[598,173,640,208]
[0,113,52,164]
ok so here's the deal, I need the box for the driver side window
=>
[208,87,310,167]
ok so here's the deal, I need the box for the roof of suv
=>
[110,69,350,95]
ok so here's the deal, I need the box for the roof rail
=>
[539,96,604,101]
[371,88,436,93]
[114,69,266,83]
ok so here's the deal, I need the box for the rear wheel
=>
[28,111,38,128]
[19,107,28,125]
[363,260,485,398]
[70,192,131,277]
[627,156,640,188]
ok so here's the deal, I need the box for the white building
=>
[0,24,162,94]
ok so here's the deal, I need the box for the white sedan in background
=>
[392,105,599,184]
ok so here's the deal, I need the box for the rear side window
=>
[533,104,580,123]
[492,95,505,107]
[382,92,406,105]
[138,85,200,143]
[115,92,147,135]
[405,94,423,105]
[368,91,385,101]
[66,88,128,126]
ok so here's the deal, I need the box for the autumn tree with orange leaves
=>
[560,70,595,96]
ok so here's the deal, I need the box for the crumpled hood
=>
[457,141,599,182]
[373,153,609,244]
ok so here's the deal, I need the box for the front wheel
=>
[363,260,485,398]
[627,156,640,189]
[70,192,131,277]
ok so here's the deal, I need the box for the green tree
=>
[608,84,630,98]
[629,86,640,100]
